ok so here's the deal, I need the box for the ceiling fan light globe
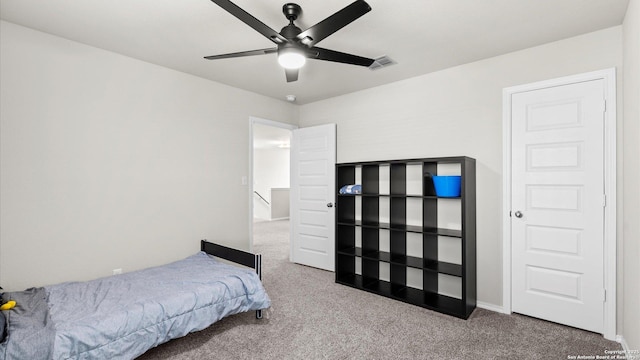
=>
[278,52,306,69]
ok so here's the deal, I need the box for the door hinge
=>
[602,288,607,302]
[601,100,607,113]
[602,194,607,207]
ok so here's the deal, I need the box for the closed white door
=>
[511,79,605,333]
[290,124,336,271]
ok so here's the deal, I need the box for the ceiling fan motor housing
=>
[281,24,302,40]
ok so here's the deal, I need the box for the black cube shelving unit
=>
[335,156,476,319]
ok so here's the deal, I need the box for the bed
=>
[0,240,270,360]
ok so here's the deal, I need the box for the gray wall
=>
[0,21,296,291]
[253,147,290,220]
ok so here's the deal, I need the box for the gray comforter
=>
[0,251,271,360]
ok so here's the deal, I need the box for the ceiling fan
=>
[204,0,376,82]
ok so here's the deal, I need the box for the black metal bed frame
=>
[200,239,264,319]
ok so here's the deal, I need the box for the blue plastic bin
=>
[432,175,461,197]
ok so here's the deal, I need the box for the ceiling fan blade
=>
[311,47,375,67]
[296,0,371,47]
[210,0,288,44]
[204,47,277,60]
[285,68,299,82]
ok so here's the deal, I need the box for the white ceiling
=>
[0,0,630,104]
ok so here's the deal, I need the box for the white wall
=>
[0,21,297,291]
[253,147,290,220]
[299,27,623,311]
[623,0,640,351]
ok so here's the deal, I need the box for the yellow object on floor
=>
[0,300,16,310]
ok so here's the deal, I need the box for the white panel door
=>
[511,79,605,333]
[290,124,336,271]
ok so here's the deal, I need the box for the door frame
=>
[501,68,617,340]
[248,116,298,253]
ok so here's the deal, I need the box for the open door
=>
[290,124,336,271]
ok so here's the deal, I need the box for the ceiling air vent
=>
[369,55,396,71]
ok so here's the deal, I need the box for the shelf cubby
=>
[335,156,476,319]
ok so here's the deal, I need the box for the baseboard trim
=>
[477,301,506,314]
[477,304,628,346]
[617,335,627,348]
[617,335,638,359]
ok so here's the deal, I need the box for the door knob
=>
[327,203,334,208]
[514,211,523,218]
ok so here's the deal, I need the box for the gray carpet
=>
[138,219,621,359]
